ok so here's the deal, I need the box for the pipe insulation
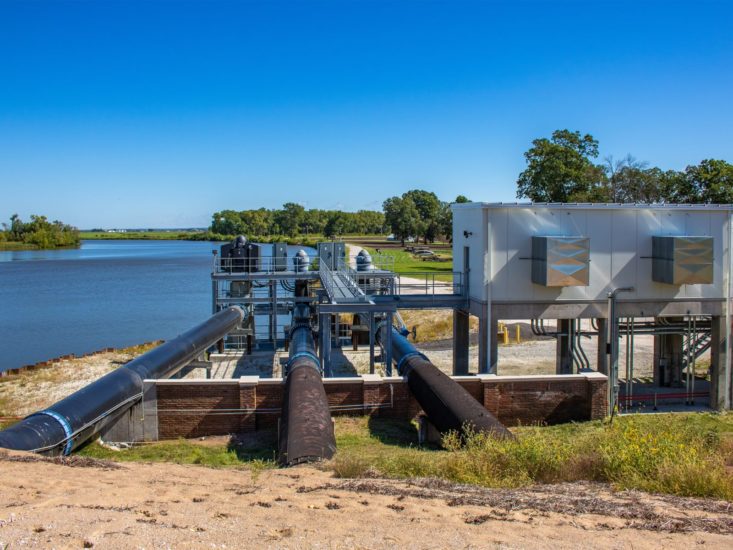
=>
[0,307,244,456]
[278,303,337,466]
[377,323,513,439]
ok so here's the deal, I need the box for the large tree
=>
[516,129,607,202]
[383,196,421,246]
[681,159,733,204]
[439,195,471,241]
[273,202,305,236]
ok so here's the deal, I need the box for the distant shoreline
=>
[0,242,81,251]
[78,230,207,241]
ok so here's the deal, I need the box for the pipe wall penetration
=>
[378,323,513,440]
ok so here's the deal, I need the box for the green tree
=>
[604,155,673,204]
[273,202,305,237]
[2,214,80,248]
[383,196,421,246]
[240,208,271,236]
[211,210,246,235]
[517,129,607,202]
[403,189,441,243]
[324,212,346,238]
[439,195,471,241]
[682,159,733,204]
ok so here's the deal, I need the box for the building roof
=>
[452,202,733,211]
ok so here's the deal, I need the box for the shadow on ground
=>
[228,430,278,462]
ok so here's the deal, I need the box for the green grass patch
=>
[78,431,278,472]
[361,246,454,281]
[68,413,733,500]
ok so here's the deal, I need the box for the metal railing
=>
[369,254,395,272]
[319,260,337,299]
[319,260,367,302]
[336,260,369,299]
[214,255,310,274]
[393,271,463,296]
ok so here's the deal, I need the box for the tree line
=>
[209,205,386,240]
[209,192,471,246]
[516,129,733,204]
[0,214,81,248]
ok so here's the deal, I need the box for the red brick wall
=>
[154,373,607,440]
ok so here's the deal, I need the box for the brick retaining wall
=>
[150,373,607,440]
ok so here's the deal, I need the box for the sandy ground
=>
[0,449,731,549]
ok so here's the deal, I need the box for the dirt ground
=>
[0,449,731,549]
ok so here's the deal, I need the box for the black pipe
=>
[377,323,513,439]
[278,302,336,466]
[0,307,244,456]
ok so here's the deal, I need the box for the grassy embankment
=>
[78,412,733,500]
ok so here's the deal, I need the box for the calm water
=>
[0,240,310,372]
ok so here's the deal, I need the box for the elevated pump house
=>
[452,202,733,410]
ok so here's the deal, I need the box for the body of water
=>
[0,240,311,372]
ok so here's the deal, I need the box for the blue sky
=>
[1,0,731,228]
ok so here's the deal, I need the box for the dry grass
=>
[329,414,733,501]
[0,342,159,416]
[399,309,478,342]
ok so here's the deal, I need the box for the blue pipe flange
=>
[32,410,74,455]
[395,351,427,376]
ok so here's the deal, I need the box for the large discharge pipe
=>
[378,323,513,439]
[0,307,244,456]
[278,303,336,466]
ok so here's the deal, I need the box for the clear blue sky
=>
[1,0,731,228]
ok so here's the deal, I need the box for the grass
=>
[399,309,479,342]
[69,413,733,500]
[331,414,733,500]
[358,245,454,281]
[0,241,41,250]
[78,431,278,474]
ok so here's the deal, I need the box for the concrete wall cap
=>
[476,373,606,383]
[323,376,363,384]
[149,379,239,385]
[258,378,285,385]
[238,376,260,385]
[361,374,382,384]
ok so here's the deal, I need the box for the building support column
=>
[478,304,497,375]
[453,309,470,375]
[556,319,573,375]
[384,312,393,376]
[710,316,728,410]
[653,317,684,387]
[596,318,608,374]
[319,313,332,377]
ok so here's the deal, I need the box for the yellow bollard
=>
[497,322,509,345]
[516,324,521,344]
